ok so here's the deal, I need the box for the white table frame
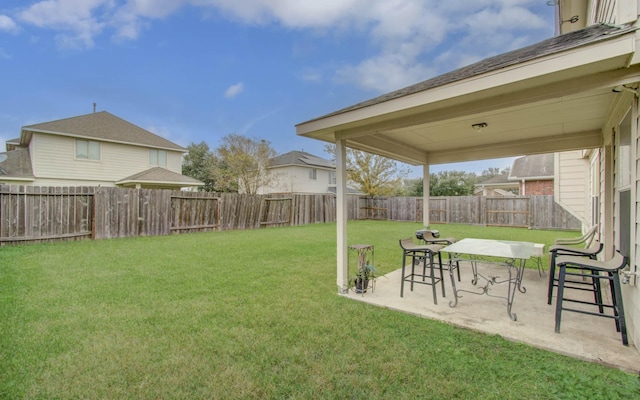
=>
[441,238,534,321]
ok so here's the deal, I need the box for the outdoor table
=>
[440,238,534,321]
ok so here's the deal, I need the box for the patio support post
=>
[336,138,349,293]
[423,164,430,227]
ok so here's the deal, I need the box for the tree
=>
[429,171,477,196]
[403,177,423,197]
[211,133,276,194]
[402,172,476,197]
[480,166,511,180]
[324,144,410,196]
[182,141,217,191]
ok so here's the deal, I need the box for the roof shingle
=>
[22,111,186,151]
[302,23,637,123]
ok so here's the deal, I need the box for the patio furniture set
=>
[355,226,629,345]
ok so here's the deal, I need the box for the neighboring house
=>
[296,0,640,349]
[554,150,591,226]
[509,153,554,195]
[474,174,517,197]
[475,153,554,196]
[259,150,361,195]
[0,111,203,189]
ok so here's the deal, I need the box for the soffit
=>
[297,26,640,166]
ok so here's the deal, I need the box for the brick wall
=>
[519,179,554,195]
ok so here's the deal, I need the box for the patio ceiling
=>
[296,24,640,166]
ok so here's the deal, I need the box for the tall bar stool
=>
[547,240,603,305]
[399,238,444,304]
[415,229,461,282]
[554,251,628,345]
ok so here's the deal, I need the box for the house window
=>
[149,149,167,166]
[76,139,100,160]
[309,168,317,180]
[329,171,336,185]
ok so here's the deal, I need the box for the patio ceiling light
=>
[612,85,639,96]
[471,122,488,133]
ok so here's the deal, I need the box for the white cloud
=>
[0,15,19,33]
[11,0,552,89]
[18,0,112,48]
[199,0,365,27]
[224,82,244,98]
[336,53,435,93]
[300,70,322,83]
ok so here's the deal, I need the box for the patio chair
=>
[399,238,445,304]
[554,225,597,247]
[415,229,461,282]
[554,251,628,346]
[547,240,603,306]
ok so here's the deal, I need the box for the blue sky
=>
[0,1,556,176]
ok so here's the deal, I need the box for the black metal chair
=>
[415,229,461,282]
[399,238,445,304]
[547,240,603,305]
[554,251,628,346]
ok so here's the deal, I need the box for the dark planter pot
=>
[354,277,369,293]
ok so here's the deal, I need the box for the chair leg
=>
[400,252,407,297]
[437,252,445,297]
[610,271,628,346]
[428,253,437,305]
[547,251,557,305]
[410,254,417,291]
[554,265,566,333]
[591,269,604,314]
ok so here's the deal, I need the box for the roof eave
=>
[21,128,187,152]
[508,175,554,181]
[296,31,638,145]
[0,177,35,182]
[116,179,204,187]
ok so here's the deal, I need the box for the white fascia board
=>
[507,175,554,181]
[297,33,637,137]
[0,177,35,182]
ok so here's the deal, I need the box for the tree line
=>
[181,133,511,196]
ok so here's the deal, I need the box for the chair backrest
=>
[603,251,628,271]
[583,225,598,247]
[399,238,415,250]
[584,240,604,256]
[555,225,598,247]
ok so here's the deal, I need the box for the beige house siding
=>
[554,151,589,223]
[600,90,639,348]
[29,132,183,186]
[261,165,333,194]
[629,95,640,346]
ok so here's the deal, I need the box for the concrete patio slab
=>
[342,263,640,373]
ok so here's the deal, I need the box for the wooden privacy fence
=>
[0,184,580,245]
[352,195,581,230]
[0,185,336,244]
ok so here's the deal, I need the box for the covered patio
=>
[297,18,640,355]
[343,262,640,373]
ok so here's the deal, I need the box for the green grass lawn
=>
[1,221,638,399]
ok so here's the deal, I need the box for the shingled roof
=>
[509,154,554,180]
[21,111,186,151]
[116,167,203,188]
[269,150,334,169]
[0,148,34,181]
[303,23,637,123]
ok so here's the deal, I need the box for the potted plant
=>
[352,262,377,293]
